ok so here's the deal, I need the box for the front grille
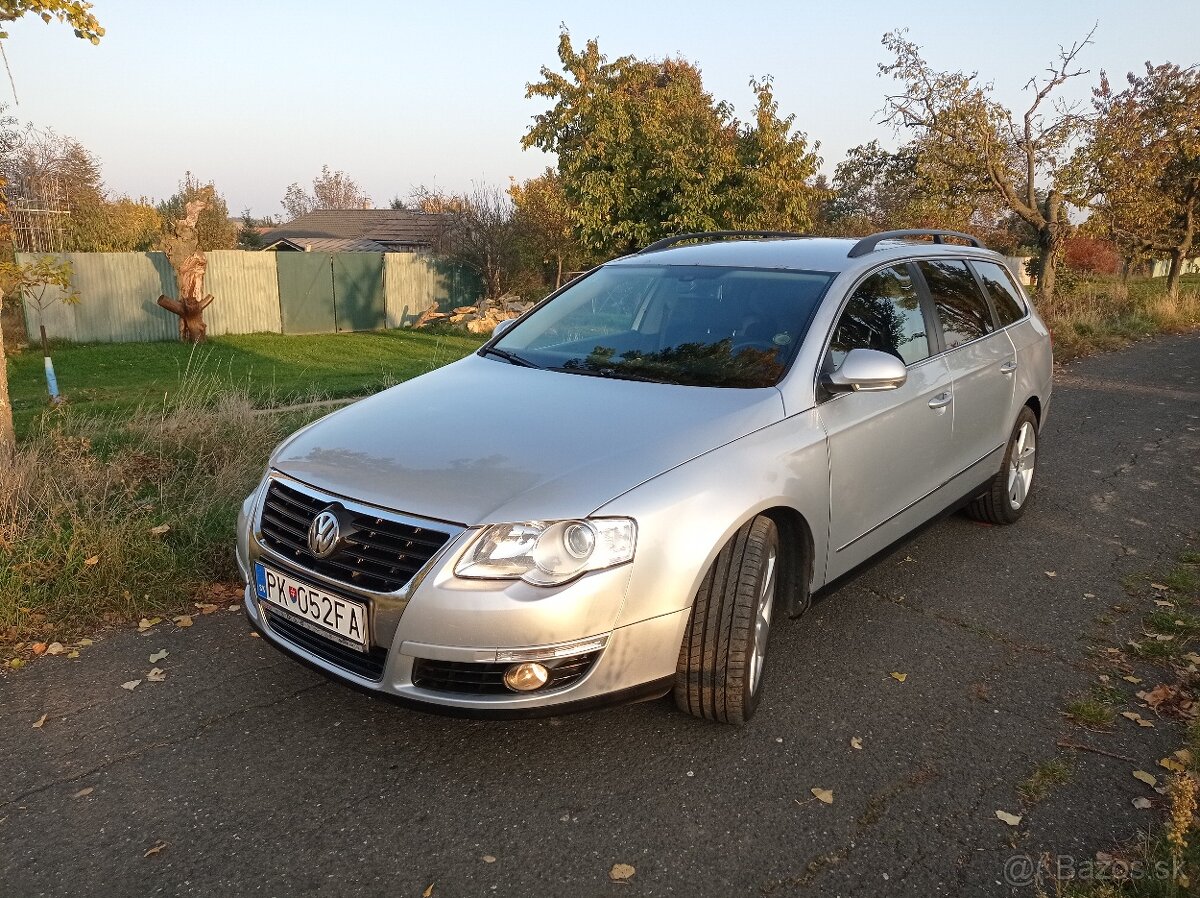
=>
[259,480,452,593]
[412,652,600,695]
[263,607,389,680]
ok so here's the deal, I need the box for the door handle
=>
[1000,360,1018,375]
[928,392,952,409]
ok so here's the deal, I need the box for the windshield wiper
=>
[481,346,540,368]
[547,365,677,385]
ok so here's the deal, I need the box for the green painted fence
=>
[15,250,478,344]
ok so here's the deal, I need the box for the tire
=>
[674,515,779,725]
[966,407,1039,525]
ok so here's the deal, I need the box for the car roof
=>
[604,236,1007,274]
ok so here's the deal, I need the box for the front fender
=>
[594,409,829,629]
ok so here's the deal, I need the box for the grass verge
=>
[6,328,485,437]
[1040,273,1200,363]
[0,374,324,649]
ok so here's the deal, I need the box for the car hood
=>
[270,354,785,526]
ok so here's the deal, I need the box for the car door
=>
[915,258,1016,484]
[817,263,954,582]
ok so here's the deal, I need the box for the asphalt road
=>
[4,333,1199,898]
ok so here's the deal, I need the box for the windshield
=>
[488,265,834,388]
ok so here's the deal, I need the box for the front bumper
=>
[236,473,689,715]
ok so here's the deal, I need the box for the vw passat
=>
[237,229,1052,724]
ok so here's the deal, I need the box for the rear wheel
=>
[966,407,1039,525]
[674,515,778,725]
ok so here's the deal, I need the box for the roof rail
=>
[638,230,812,254]
[847,229,984,258]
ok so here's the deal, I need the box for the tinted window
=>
[494,265,834,388]
[972,260,1027,326]
[918,260,994,349]
[828,265,930,369]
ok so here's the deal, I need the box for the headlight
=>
[455,518,636,586]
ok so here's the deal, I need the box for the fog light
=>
[503,661,549,692]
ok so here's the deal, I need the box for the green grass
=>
[7,329,485,437]
[1018,757,1074,806]
[1,328,486,649]
[1064,688,1120,729]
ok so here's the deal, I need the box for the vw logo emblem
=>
[307,508,341,558]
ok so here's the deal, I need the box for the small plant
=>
[1018,757,1074,805]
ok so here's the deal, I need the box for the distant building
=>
[260,209,444,253]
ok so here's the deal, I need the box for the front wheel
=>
[966,407,1039,525]
[674,515,778,725]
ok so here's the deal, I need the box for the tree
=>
[98,197,161,251]
[281,165,371,218]
[237,208,263,249]
[156,189,216,343]
[1076,63,1200,298]
[509,168,585,290]
[156,172,236,251]
[878,28,1096,301]
[824,138,1010,242]
[0,0,103,42]
[411,183,526,303]
[0,254,78,400]
[725,76,824,232]
[522,30,824,257]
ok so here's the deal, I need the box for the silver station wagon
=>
[236,229,1052,724]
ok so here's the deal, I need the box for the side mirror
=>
[492,318,517,338]
[823,348,908,393]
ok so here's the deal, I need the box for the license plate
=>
[254,563,368,651]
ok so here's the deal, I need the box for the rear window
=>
[972,260,1027,327]
[492,264,834,388]
[917,260,994,349]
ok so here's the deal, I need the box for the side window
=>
[828,265,930,370]
[917,260,994,349]
[972,260,1027,327]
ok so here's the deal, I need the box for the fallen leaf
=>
[45,642,64,656]
[1122,675,1143,684]
[195,603,219,615]
[996,810,1023,826]
[148,650,168,663]
[1154,600,1175,608]
[1083,592,1096,598]
[77,638,93,646]
[1132,797,1152,809]
[148,524,171,536]
[120,680,142,691]
[850,736,863,750]
[482,855,496,864]
[7,658,24,670]
[1045,571,1057,578]
[173,615,193,628]
[67,651,79,659]
[1174,749,1193,765]
[73,787,94,798]
[890,672,907,682]
[811,788,834,805]
[137,617,161,632]
[1150,583,1170,591]
[422,885,434,898]
[249,631,260,639]
[83,555,100,566]
[227,604,240,612]
[1160,757,1186,773]
[146,667,166,683]
[143,841,166,858]
[1185,653,1200,665]
[609,863,636,881]
[32,713,47,729]
[1133,770,1158,787]
[31,642,47,656]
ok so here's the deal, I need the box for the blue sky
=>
[5,0,1198,217]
